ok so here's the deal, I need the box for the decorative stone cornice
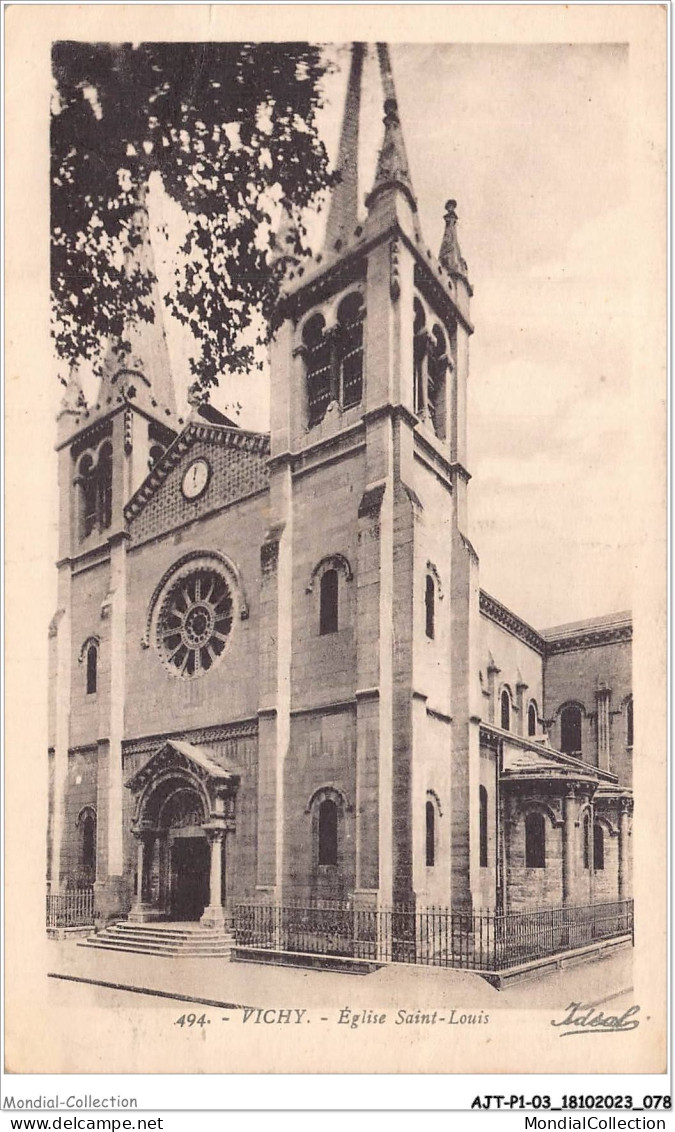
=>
[479,590,546,656]
[122,719,258,759]
[124,422,270,522]
[544,622,633,655]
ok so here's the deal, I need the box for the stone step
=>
[92,932,233,950]
[115,921,224,934]
[79,939,232,958]
[78,920,235,958]
[104,926,233,944]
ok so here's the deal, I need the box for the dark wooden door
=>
[170,838,209,921]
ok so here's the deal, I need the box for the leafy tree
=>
[51,41,335,394]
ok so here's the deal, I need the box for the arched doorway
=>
[160,787,210,921]
[126,740,239,926]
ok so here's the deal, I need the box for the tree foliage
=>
[51,41,335,392]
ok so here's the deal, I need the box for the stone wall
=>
[543,636,632,782]
[504,802,564,911]
[59,746,98,886]
[283,708,357,900]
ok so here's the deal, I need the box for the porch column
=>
[618,797,632,900]
[562,785,577,907]
[201,829,226,929]
[128,830,154,923]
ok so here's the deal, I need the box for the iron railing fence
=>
[233,898,633,971]
[46,885,95,929]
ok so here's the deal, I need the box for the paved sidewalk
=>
[47,938,633,1012]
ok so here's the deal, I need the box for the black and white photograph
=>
[3,1,668,1101]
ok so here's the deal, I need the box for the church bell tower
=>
[49,187,182,917]
[260,43,481,911]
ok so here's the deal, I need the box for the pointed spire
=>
[365,44,422,240]
[324,42,365,252]
[439,199,469,282]
[98,182,177,418]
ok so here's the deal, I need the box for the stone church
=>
[48,44,633,942]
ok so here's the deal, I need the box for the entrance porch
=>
[124,739,239,928]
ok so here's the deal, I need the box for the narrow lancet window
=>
[594,822,605,870]
[479,785,488,868]
[86,643,98,695]
[318,799,338,866]
[525,811,546,868]
[426,800,435,866]
[560,704,582,755]
[425,574,435,639]
[319,569,339,635]
[501,689,511,731]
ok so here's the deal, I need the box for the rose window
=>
[157,568,233,676]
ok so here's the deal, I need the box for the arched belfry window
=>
[479,785,488,868]
[593,822,605,870]
[319,569,339,635]
[413,298,427,415]
[501,689,511,731]
[98,442,113,530]
[412,298,449,440]
[528,702,537,737]
[78,454,98,539]
[626,697,634,748]
[75,439,113,540]
[303,292,365,428]
[336,292,364,409]
[560,704,583,756]
[525,811,546,869]
[427,324,448,438]
[304,313,332,426]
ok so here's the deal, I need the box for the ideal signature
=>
[551,1001,640,1036]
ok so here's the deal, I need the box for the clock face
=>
[181,458,210,500]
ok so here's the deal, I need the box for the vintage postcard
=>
[2,1,668,1094]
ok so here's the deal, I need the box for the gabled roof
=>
[124,417,270,522]
[481,723,618,786]
[125,738,238,794]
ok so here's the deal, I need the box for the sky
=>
[62,41,634,630]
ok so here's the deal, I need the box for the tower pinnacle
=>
[364,44,422,241]
[439,199,469,283]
